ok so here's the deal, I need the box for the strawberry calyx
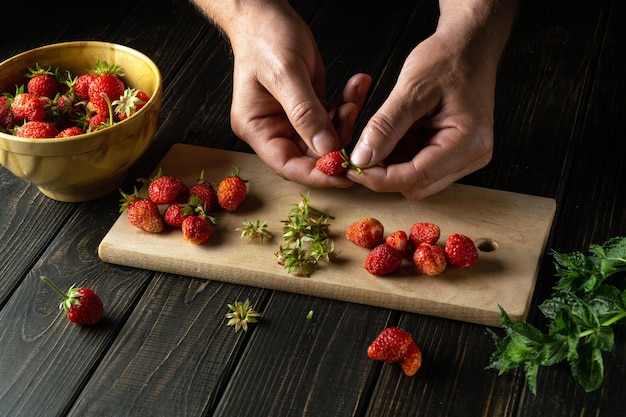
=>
[40,276,83,314]
[118,186,141,212]
[225,299,262,332]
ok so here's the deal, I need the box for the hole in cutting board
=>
[476,238,498,252]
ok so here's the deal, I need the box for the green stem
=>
[579,310,626,338]
[40,276,68,300]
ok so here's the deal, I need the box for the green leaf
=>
[569,341,604,392]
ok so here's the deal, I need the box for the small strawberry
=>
[88,114,110,132]
[163,203,186,228]
[73,72,98,101]
[367,327,422,376]
[364,243,403,276]
[400,341,423,376]
[146,169,187,205]
[40,276,104,325]
[385,230,409,256]
[119,188,164,233]
[113,88,150,121]
[445,233,478,269]
[182,215,212,244]
[56,126,85,138]
[413,243,446,276]
[189,170,217,211]
[26,64,58,98]
[11,92,47,121]
[0,95,16,129]
[15,121,58,138]
[217,165,248,211]
[88,62,125,116]
[315,149,360,176]
[409,222,440,248]
[346,217,384,249]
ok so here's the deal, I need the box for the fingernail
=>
[350,143,372,166]
[312,129,335,155]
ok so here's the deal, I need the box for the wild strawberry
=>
[0,96,16,129]
[217,165,247,211]
[182,215,212,244]
[400,341,423,376]
[409,222,440,248]
[316,149,351,176]
[119,188,163,233]
[364,243,403,276]
[26,64,58,98]
[15,121,58,138]
[40,276,104,325]
[413,243,446,276]
[88,62,125,116]
[74,72,98,101]
[88,114,110,132]
[56,126,85,138]
[445,233,478,268]
[11,93,47,121]
[367,327,422,376]
[146,170,187,205]
[189,170,217,211]
[163,203,186,228]
[385,230,409,256]
[346,217,384,249]
[113,88,150,121]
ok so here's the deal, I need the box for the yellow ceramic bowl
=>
[0,41,162,202]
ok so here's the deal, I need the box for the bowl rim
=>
[0,40,162,146]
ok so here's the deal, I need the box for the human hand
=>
[224,3,371,187]
[347,1,517,200]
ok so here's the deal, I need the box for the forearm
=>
[437,0,519,67]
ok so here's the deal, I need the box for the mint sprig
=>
[487,237,626,394]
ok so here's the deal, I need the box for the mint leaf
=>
[487,237,626,394]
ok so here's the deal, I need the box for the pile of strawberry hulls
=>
[346,217,478,276]
[0,61,150,138]
[120,166,247,244]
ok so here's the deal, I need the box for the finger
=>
[267,65,339,156]
[349,82,440,168]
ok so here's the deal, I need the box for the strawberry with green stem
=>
[40,276,104,325]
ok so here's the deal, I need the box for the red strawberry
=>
[56,126,85,138]
[147,171,187,205]
[385,230,409,256]
[26,64,58,98]
[40,276,104,325]
[364,243,403,276]
[400,341,423,376]
[163,203,186,228]
[346,217,384,249]
[113,88,150,121]
[182,215,212,244]
[445,233,478,268]
[413,243,446,276]
[88,62,125,117]
[367,327,422,376]
[0,96,16,129]
[74,72,97,100]
[316,149,348,176]
[217,165,247,211]
[119,188,163,233]
[409,222,440,248]
[88,114,110,132]
[15,121,58,138]
[11,93,47,121]
[189,170,217,211]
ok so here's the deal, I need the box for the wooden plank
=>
[99,144,556,326]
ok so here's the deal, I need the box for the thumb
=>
[350,86,436,168]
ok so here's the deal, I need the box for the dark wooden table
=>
[1,1,624,416]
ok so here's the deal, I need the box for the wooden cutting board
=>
[98,144,556,327]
